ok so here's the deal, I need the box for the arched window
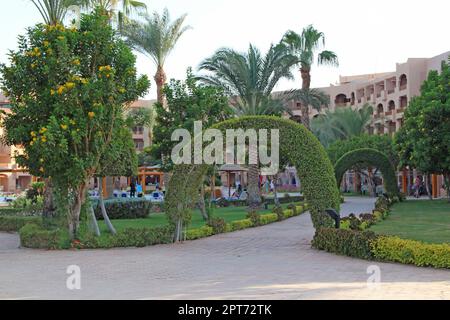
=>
[335,94,348,107]
[399,74,407,90]
[388,100,395,111]
[377,103,384,114]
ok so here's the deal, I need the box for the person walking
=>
[414,176,421,198]
[130,180,136,198]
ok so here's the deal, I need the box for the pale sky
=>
[1,0,449,99]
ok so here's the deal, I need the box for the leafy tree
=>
[152,69,232,170]
[123,8,191,105]
[311,104,373,147]
[126,105,155,146]
[281,25,338,129]
[0,11,149,238]
[396,59,450,201]
[198,44,296,208]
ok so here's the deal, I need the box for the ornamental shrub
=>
[334,148,400,197]
[185,226,214,240]
[207,217,227,234]
[260,214,278,225]
[230,219,253,231]
[93,199,152,220]
[312,228,378,260]
[272,206,284,221]
[246,210,261,226]
[19,224,69,249]
[371,236,450,269]
[0,216,42,232]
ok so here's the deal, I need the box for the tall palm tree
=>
[198,44,296,209]
[311,104,374,147]
[282,25,338,129]
[289,88,329,129]
[31,0,78,25]
[123,9,191,105]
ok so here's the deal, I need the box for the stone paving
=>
[1,197,450,300]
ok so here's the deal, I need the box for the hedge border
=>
[313,196,450,269]
[19,203,309,250]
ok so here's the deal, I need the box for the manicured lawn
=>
[97,204,290,233]
[370,200,450,244]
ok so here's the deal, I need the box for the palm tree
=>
[31,0,77,25]
[123,9,191,105]
[282,25,338,129]
[198,44,297,208]
[289,88,329,129]
[76,0,147,30]
[311,104,374,147]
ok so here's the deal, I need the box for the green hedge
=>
[371,236,450,269]
[312,228,378,260]
[334,148,400,197]
[166,116,341,231]
[93,199,152,220]
[19,224,68,249]
[0,208,28,216]
[216,196,304,208]
[19,203,308,250]
[0,216,41,232]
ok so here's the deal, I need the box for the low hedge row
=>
[215,196,304,208]
[19,224,175,250]
[19,202,308,250]
[0,208,28,216]
[93,199,153,220]
[0,216,41,232]
[313,195,450,269]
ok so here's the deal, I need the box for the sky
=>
[1,0,449,100]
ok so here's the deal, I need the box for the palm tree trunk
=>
[300,68,311,90]
[299,68,312,129]
[199,183,208,221]
[89,204,101,237]
[154,65,167,107]
[247,164,261,209]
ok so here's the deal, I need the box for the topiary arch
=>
[165,116,341,240]
[334,148,399,197]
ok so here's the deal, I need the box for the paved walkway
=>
[1,197,450,300]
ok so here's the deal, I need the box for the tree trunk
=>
[300,68,311,90]
[273,176,280,207]
[300,103,311,130]
[247,164,261,209]
[98,180,117,235]
[154,65,167,107]
[89,204,101,237]
[425,174,433,200]
[43,178,56,220]
[68,183,88,240]
[210,174,216,203]
[199,183,208,221]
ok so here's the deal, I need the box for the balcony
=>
[400,84,407,91]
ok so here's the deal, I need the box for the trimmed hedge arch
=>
[165,116,341,239]
[334,148,399,197]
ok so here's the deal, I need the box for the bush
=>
[185,226,214,240]
[371,236,450,269]
[283,209,294,219]
[260,213,278,225]
[230,219,253,231]
[19,224,69,249]
[272,206,284,221]
[207,217,227,234]
[93,199,152,220]
[0,208,29,216]
[312,228,379,260]
[0,216,41,232]
[246,210,261,226]
[10,196,43,215]
[287,204,297,216]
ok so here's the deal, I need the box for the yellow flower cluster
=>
[54,81,76,95]
[88,112,95,119]
[27,48,41,57]
[98,65,113,78]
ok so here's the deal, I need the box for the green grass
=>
[97,204,291,234]
[370,200,450,244]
